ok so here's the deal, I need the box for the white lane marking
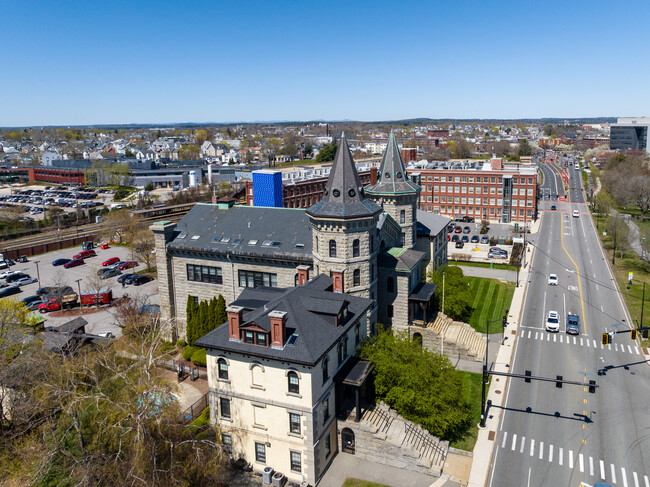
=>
[596,284,599,291]
[615,343,619,351]
[547,334,550,341]
[579,453,584,472]
[501,431,508,448]
[549,444,553,463]
[634,471,640,487]
[589,456,594,476]
[601,343,604,349]
[569,450,575,470]
[530,438,535,457]
[581,338,584,346]
[511,433,517,451]
[527,467,531,487]
[623,467,629,487]
[554,334,557,343]
[601,305,604,312]
[559,447,563,466]
[611,464,617,484]
[520,436,525,453]
[586,339,591,347]
[608,343,612,351]
[527,330,531,338]
[573,336,577,345]
[644,474,649,487]
[539,441,544,460]
[600,459,605,479]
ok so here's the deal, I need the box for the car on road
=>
[480,236,489,244]
[102,257,120,267]
[99,268,121,279]
[548,274,558,286]
[551,205,556,211]
[572,210,579,218]
[462,226,471,234]
[73,249,96,260]
[470,235,479,243]
[118,261,138,270]
[64,258,84,269]
[566,313,580,335]
[0,286,21,298]
[52,258,71,266]
[14,276,38,287]
[132,275,152,286]
[455,241,464,249]
[454,226,462,233]
[545,311,560,332]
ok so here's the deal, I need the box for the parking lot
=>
[2,243,159,337]
[447,221,521,262]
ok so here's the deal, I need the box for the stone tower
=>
[365,132,420,249]
[307,134,382,304]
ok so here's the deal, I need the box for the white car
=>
[548,274,558,286]
[14,276,38,287]
[572,210,579,218]
[545,311,560,332]
[0,270,18,279]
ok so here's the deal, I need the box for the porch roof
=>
[408,281,438,303]
[335,356,374,387]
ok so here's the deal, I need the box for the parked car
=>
[102,257,120,267]
[21,295,43,309]
[39,299,62,313]
[118,261,138,270]
[451,235,460,242]
[548,274,558,286]
[0,286,21,298]
[124,274,141,285]
[0,270,20,280]
[551,205,557,211]
[454,226,462,233]
[14,276,38,287]
[545,311,560,332]
[117,273,137,284]
[455,241,464,249]
[109,261,127,270]
[461,235,469,243]
[132,275,152,286]
[471,235,479,243]
[447,223,456,233]
[99,268,121,279]
[480,236,489,244]
[6,272,29,284]
[73,249,96,260]
[463,226,471,234]
[64,259,84,268]
[52,258,71,266]
[566,313,580,335]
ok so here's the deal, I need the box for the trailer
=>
[80,290,113,306]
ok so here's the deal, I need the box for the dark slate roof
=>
[307,134,382,219]
[416,210,451,237]
[57,317,88,334]
[366,132,420,195]
[378,247,425,272]
[167,204,312,262]
[195,274,373,366]
[409,281,438,302]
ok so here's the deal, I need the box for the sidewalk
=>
[466,217,540,487]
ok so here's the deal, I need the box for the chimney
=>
[370,165,378,185]
[269,310,287,347]
[227,306,244,340]
[331,270,344,293]
[297,265,310,286]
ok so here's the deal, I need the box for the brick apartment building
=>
[408,158,537,224]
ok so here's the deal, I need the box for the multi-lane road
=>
[489,161,650,486]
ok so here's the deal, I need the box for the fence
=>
[180,393,208,422]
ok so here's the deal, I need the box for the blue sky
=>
[2,0,649,126]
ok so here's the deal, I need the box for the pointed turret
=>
[366,132,419,195]
[307,134,381,218]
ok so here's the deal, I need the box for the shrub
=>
[160,341,176,355]
[176,339,187,348]
[182,345,199,361]
[190,348,207,367]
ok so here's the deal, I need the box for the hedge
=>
[182,345,199,361]
[190,348,207,367]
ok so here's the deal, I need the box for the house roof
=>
[377,247,425,272]
[167,204,313,262]
[195,274,373,366]
[366,132,420,195]
[416,210,451,237]
[307,134,381,219]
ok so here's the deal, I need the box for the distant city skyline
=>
[2,0,649,127]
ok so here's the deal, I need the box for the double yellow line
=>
[559,212,588,335]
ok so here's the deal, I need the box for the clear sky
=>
[2,0,649,126]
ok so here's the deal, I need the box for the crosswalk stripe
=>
[573,336,576,345]
[644,474,649,487]
[608,343,611,350]
[535,331,538,339]
[635,346,640,354]
[601,343,604,349]
[548,444,553,462]
[580,338,584,346]
[547,334,550,341]
[520,436,525,453]
[528,330,531,338]
[569,450,573,469]
[539,441,544,460]
[628,345,633,354]
[560,334,563,343]
[589,456,594,476]
[530,439,535,457]
[554,334,556,343]
[559,447,563,466]
[501,431,508,448]
[600,459,605,480]
[623,466,628,487]
[615,343,619,351]
[511,433,517,451]
[634,471,640,487]
[611,464,617,484]
[593,340,598,348]
[586,339,591,347]
[579,453,584,472]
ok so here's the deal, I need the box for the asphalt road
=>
[489,162,650,486]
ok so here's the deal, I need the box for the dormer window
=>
[243,331,255,344]
[256,333,268,347]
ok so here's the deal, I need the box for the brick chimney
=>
[297,265,310,286]
[370,166,378,185]
[227,306,245,340]
[269,310,287,347]
[331,270,344,293]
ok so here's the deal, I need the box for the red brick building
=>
[427,129,449,138]
[0,167,85,185]
[400,148,418,164]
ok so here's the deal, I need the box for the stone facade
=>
[377,271,411,327]
[369,193,419,249]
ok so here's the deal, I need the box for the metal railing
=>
[404,422,447,463]
[180,393,208,422]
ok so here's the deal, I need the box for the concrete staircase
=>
[342,402,449,476]
[429,313,486,361]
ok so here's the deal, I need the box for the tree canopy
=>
[315,142,338,162]
[428,265,473,321]
[361,328,472,440]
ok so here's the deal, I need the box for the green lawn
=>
[466,276,516,333]
[452,261,519,272]
[450,371,488,451]
[342,480,390,487]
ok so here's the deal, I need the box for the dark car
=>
[451,235,460,242]
[447,223,456,233]
[52,258,71,266]
[463,226,471,234]
[21,295,43,306]
[6,272,28,284]
[551,205,557,211]
[99,268,121,279]
[455,241,465,249]
[461,235,469,243]
[0,286,21,298]
[132,275,151,286]
[4,259,15,266]
[117,273,137,284]
[471,235,479,243]
[124,274,141,285]
[139,304,160,316]
[64,258,84,269]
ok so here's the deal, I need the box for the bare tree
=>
[607,214,629,264]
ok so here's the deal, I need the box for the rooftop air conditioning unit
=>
[272,471,287,487]
[262,466,274,485]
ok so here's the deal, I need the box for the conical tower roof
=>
[307,134,381,219]
[366,132,420,195]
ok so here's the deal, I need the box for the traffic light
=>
[630,329,637,340]
[601,333,609,346]
[525,370,532,383]
[588,380,596,394]
[556,375,563,389]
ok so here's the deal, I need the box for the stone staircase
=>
[341,402,448,476]
[428,312,486,361]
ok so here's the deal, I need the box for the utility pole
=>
[441,271,445,315]
[34,260,41,288]
[641,282,646,334]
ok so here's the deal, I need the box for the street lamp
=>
[75,278,82,306]
[480,313,508,428]
[34,260,41,288]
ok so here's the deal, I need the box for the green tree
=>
[315,142,338,162]
[361,328,472,440]
[144,181,154,192]
[428,266,473,321]
[216,294,227,328]
[197,300,209,340]
[208,296,217,333]
[186,296,197,344]
[179,144,200,161]
[281,142,299,158]
[517,139,533,157]
[194,129,208,145]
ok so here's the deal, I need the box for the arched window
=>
[353,269,360,287]
[400,210,406,224]
[294,274,299,286]
[329,239,337,258]
[352,239,360,257]
[217,358,228,380]
[387,276,394,293]
[288,371,300,394]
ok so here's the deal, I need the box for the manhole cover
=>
[495,390,502,394]
[488,431,496,441]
